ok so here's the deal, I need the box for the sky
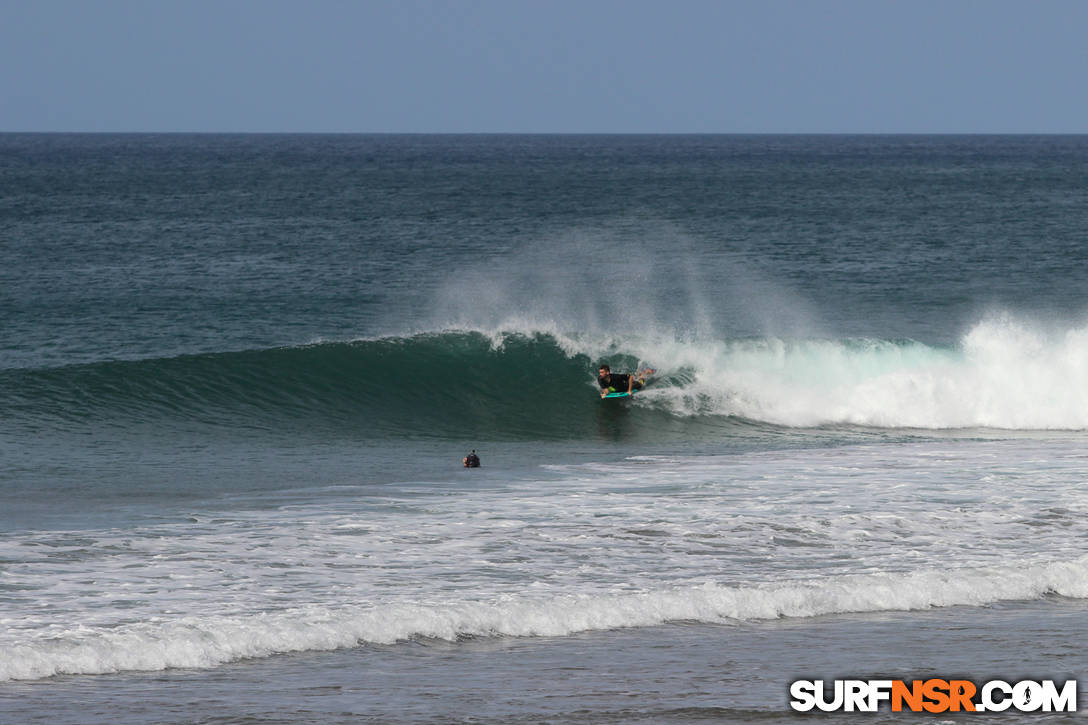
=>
[2,0,1086,133]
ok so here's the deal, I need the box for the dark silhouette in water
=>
[463,450,481,468]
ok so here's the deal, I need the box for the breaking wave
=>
[4,556,1086,681]
[4,315,1088,438]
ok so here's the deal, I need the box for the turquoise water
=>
[2,134,1087,722]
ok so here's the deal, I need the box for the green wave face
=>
[0,332,650,441]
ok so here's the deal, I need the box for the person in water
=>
[598,365,655,397]
[463,450,481,467]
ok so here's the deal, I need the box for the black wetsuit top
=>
[599,373,639,392]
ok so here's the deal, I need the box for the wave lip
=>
[4,556,1085,681]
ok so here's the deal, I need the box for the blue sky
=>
[2,0,1086,133]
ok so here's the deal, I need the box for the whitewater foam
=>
[547,315,1088,430]
[5,557,1086,681]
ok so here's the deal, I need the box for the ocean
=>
[2,133,1087,723]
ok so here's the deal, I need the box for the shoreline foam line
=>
[4,556,1086,681]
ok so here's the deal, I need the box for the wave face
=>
[0,332,606,440]
[5,315,1088,438]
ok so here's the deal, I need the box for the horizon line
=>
[3,130,1087,136]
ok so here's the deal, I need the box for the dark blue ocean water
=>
[2,134,1088,723]
[6,134,1088,369]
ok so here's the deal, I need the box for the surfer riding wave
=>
[598,364,655,398]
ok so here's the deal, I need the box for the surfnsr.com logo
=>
[789,679,1077,713]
